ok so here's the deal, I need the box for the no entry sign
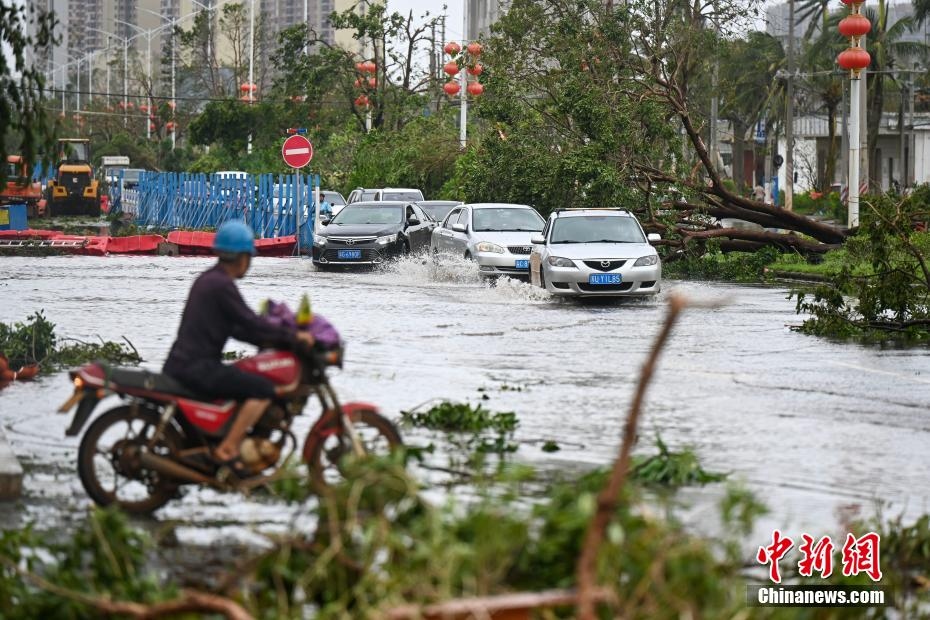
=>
[282,134,313,168]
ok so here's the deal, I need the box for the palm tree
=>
[862,0,929,187]
[914,0,930,25]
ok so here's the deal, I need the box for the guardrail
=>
[108,171,320,248]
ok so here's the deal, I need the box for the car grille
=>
[577,282,633,292]
[327,237,377,246]
[508,245,533,255]
[322,248,381,262]
[583,260,626,272]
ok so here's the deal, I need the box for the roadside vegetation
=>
[0,312,142,373]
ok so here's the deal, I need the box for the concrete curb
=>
[0,427,23,500]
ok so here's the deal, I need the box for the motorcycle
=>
[57,344,402,514]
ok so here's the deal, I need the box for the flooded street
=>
[1,255,929,543]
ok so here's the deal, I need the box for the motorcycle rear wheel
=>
[77,406,183,514]
[304,408,402,492]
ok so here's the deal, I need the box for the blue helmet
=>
[214,220,256,255]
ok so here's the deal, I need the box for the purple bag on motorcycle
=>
[261,300,341,348]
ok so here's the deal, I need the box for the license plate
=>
[514,260,529,269]
[589,273,621,285]
[338,249,362,260]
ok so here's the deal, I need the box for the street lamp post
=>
[837,1,871,228]
[87,27,128,125]
[115,19,153,139]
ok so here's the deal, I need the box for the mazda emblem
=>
[346,239,356,245]
[600,260,611,268]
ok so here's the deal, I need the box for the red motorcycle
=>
[57,345,402,514]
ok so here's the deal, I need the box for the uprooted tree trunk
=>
[631,5,850,256]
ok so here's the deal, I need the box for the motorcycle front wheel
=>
[304,407,402,492]
[77,406,183,514]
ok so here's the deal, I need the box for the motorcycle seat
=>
[99,364,200,400]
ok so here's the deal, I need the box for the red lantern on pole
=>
[354,77,363,88]
[838,14,871,39]
[467,64,484,76]
[149,122,156,132]
[368,77,377,89]
[443,81,460,96]
[466,42,482,56]
[443,61,459,76]
[166,121,176,132]
[363,60,376,73]
[443,42,461,55]
[355,61,365,72]
[354,94,370,107]
[467,81,484,96]
[837,47,871,72]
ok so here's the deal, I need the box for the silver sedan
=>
[430,203,545,277]
[529,210,662,297]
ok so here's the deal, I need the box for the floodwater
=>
[1,255,929,547]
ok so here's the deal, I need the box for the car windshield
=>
[381,191,423,201]
[323,192,346,205]
[550,216,645,244]
[419,204,457,221]
[331,205,403,225]
[472,208,544,232]
[123,170,142,183]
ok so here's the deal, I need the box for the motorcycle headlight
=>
[547,256,576,268]
[634,254,659,267]
[313,234,327,245]
[475,241,505,254]
[376,234,398,245]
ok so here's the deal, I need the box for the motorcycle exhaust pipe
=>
[139,451,221,488]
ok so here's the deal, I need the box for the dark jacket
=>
[164,263,295,377]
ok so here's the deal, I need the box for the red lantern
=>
[443,41,461,55]
[166,121,176,131]
[149,122,156,131]
[443,61,459,76]
[368,77,377,88]
[840,0,865,5]
[354,94,370,107]
[239,82,257,92]
[838,14,871,38]
[354,77,363,88]
[355,61,365,72]
[363,60,376,73]
[837,47,871,71]
[467,64,484,76]
[467,81,484,96]
[443,81,460,96]
[126,101,134,109]
[139,104,148,113]
[466,42,482,56]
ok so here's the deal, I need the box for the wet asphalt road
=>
[1,255,928,544]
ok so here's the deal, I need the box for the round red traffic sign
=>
[282,134,313,168]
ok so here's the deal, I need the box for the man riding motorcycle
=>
[163,220,314,476]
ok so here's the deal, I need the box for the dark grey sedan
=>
[312,201,435,267]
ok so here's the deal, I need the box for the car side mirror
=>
[647,233,661,243]
[531,234,546,245]
[452,222,466,233]
[406,217,421,226]
[320,215,331,226]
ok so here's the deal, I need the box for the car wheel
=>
[402,240,410,255]
[464,251,472,260]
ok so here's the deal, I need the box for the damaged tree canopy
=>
[465,0,850,255]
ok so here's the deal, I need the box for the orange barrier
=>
[107,234,165,255]
[254,235,297,257]
[0,229,60,240]
[166,230,215,256]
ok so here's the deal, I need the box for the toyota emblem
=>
[600,260,611,268]
[346,239,356,245]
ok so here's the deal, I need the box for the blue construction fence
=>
[108,171,320,248]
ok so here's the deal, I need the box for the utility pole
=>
[709,0,719,175]
[907,70,914,187]
[898,75,906,191]
[247,0,255,154]
[859,33,868,195]
[459,1,467,148]
[841,78,848,193]
[785,0,795,211]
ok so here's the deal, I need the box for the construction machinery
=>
[1,156,46,217]
[46,139,101,217]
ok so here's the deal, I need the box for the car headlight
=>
[313,234,327,245]
[376,234,398,245]
[634,254,659,267]
[547,256,576,268]
[475,241,505,254]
